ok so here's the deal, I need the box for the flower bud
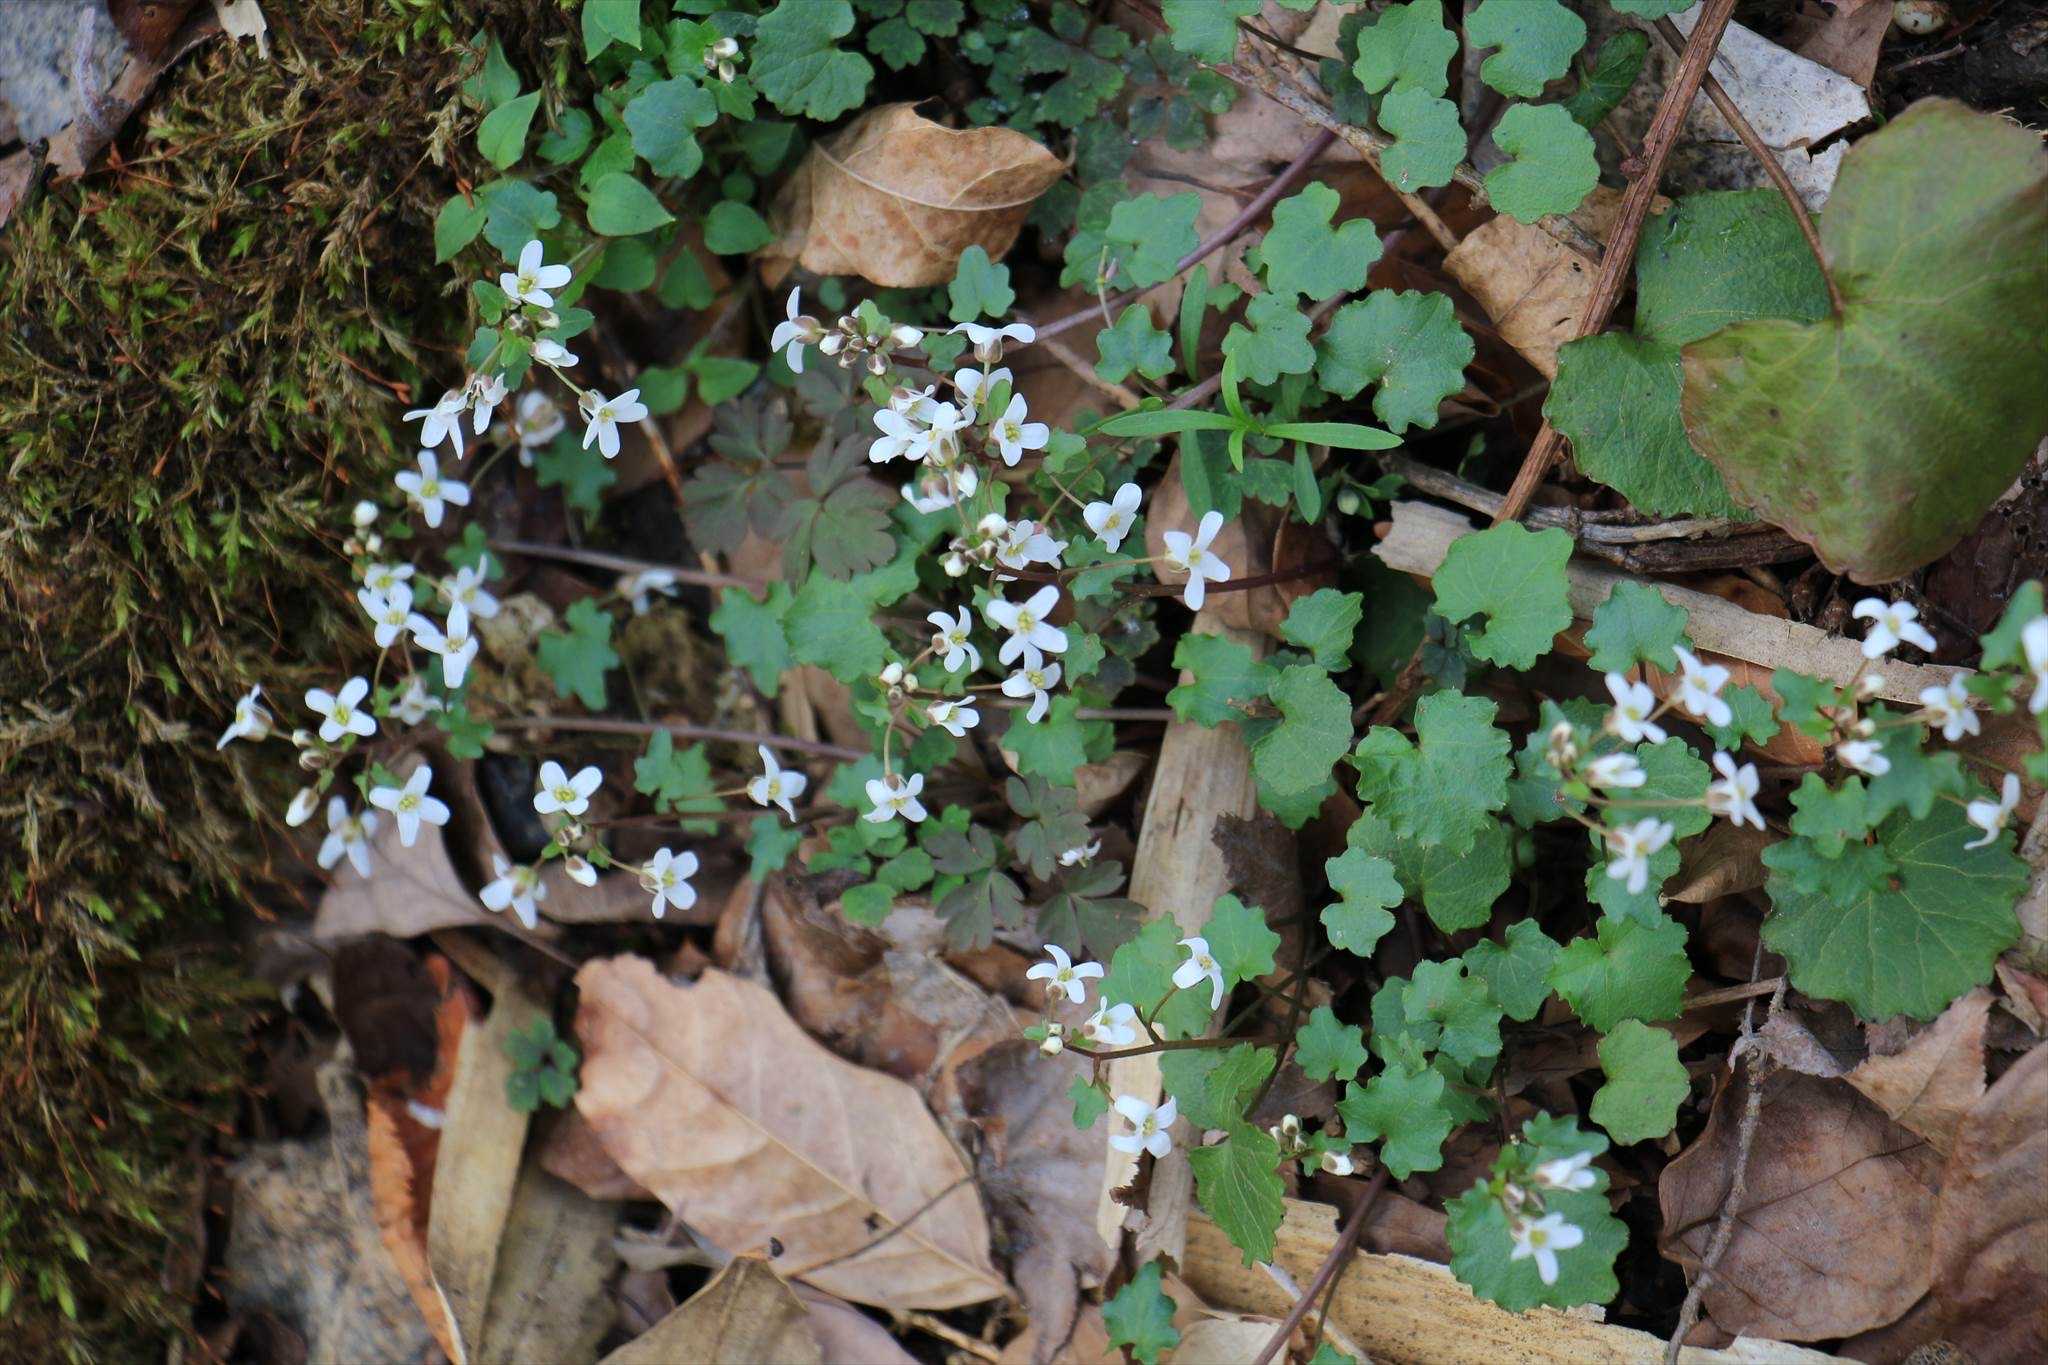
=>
[941,552,969,578]
[285,787,320,827]
[563,855,598,887]
[1319,1149,1355,1176]
[879,662,905,687]
[1039,1023,1066,1057]
[1856,671,1885,699]
[1334,488,1363,516]
[352,500,380,528]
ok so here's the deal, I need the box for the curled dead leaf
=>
[601,1258,821,1365]
[760,103,1063,288]
[1845,988,1991,1157]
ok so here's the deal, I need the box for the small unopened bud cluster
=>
[703,35,740,83]
[820,311,924,377]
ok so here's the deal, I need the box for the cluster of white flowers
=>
[1501,1149,1599,1285]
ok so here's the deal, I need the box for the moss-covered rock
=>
[0,5,482,1355]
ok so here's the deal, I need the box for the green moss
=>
[0,3,485,1355]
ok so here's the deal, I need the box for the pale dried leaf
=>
[1170,1315,1281,1363]
[1747,1011,1850,1079]
[539,1108,654,1201]
[1444,188,1632,378]
[1669,822,1772,905]
[573,957,1005,1310]
[600,1258,821,1365]
[761,103,1063,287]
[794,1287,920,1365]
[1845,988,1991,1156]
[476,1162,618,1365]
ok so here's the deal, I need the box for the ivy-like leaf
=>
[1315,288,1473,432]
[1161,1043,1275,1129]
[1431,522,1574,669]
[1278,589,1364,670]
[1204,893,1282,986]
[1353,692,1511,856]
[1402,960,1503,1066]
[708,584,793,696]
[1321,845,1402,956]
[1167,634,1276,726]
[1466,0,1587,98]
[1248,665,1352,800]
[1158,0,1258,63]
[1189,1124,1287,1265]
[1348,809,1511,933]
[1106,193,1202,288]
[623,79,716,177]
[1583,580,1689,673]
[1221,292,1317,386]
[1095,305,1175,384]
[1377,87,1465,193]
[1351,0,1457,95]
[1295,1006,1369,1083]
[751,0,874,121]
[535,598,619,710]
[1549,911,1690,1032]
[1337,1063,1453,1178]
[1446,1116,1624,1311]
[1483,103,1598,224]
[948,245,1015,322]
[1590,1020,1689,1144]
[1462,920,1562,1022]
[1103,1262,1180,1365]
[1250,182,1382,301]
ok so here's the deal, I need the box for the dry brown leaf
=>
[1794,0,1891,85]
[538,1107,654,1200]
[314,804,504,942]
[1659,1070,1940,1342]
[760,103,1062,287]
[1996,960,2048,1035]
[1170,1315,1283,1362]
[1444,188,1637,380]
[475,1161,618,1365]
[794,1286,920,1365]
[1845,988,1992,1156]
[600,1258,821,1365]
[1669,821,1773,905]
[574,957,1005,1310]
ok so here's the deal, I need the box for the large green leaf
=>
[1680,101,2048,581]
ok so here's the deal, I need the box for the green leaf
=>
[475,36,521,108]
[478,90,540,170]
[1249,665,1352,799]
[1377,87,1465,192]
[1787,773,1870,857]
[1161,1043,1275,1129]
[1204,893,1282,986]
[1354,692,1511,856]
[1095,305,1174,384]
[1431,522,1573,669]
[535,433,616,515]
[1402,960,1503,1066]
[1159,0,1258,63]
[1259,421,1401,450]
[1221,292,1317,387]
[1103,1262,1180,1365]
[1549,911,1690,1032]
[537,108,594,165]
[1348,809,1511,934]
[1189,1125,1287,1266]
[703,201,774,254]
[1351,0,1457,95]
[1278,589,1363,670]
[1250,182,1382,301]
[1005,696,1108,786]
[478,178,561,259]
[1682,103,2048,580]
[1583,580,1689,673]
[535,598,619,710]
[1463,920,1562,1022]
[1096,407,1243,439]
[435,194,488,263]
[747,815,804,878]
[1484,103,1598,224]
[1564,30,1649,128]
[1315,289,1473,432]
[784,554,919,682]
[842,882,894,926]
[1704,684,1779,751]
[947,245,1015,323]
[1762,798,2025,1021]
[1100,918,1211,1040]
[1608,0,1692,15]
[1467,0,1586,98]
[585,173,674,236]
[1446,1117,1624,1312]
[866,15,924,69]
[582,0,642,57]
[1106,193,1202,288]
[1070,1075,1110,1130]
[1338,1063,1453,1178]
[1591,1020,1689,1144]
[908,0,964,35]
[1862,708,1968,824]
[1980,581,2044,671]
[1295,1006,1368,1083]
[1167,633,1276,726]
[751,0,874,120]
[1321,845,1401,956]
[1634,738,1713,840]
[632,730,718,825]
[624,78,716,178]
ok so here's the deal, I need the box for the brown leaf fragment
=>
[1846,989,1991,1156]
[476,1161,618,1365]
[793,1287,920,1365]
[760,103,1063,287]
[1659,1070,1941,1341]
[539,1109,656,1201]
[573,957,1006,1310]
[600,1258,821,1365]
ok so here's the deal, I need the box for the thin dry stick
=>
[495,714,868,762]
[489,538,765,589]
[1664,967,1787,1363]
[1249,1169,1389,1365]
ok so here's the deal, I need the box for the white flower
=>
[2024,618,2048,715]
[1109,1094,1176,1159]
[467,372,507,435]
[480,853,546,929]
[285,786,320,827]
[403,388,468,457]
[889,383,938,417]
[952,320,1036,362]
[769,287,820,373]
[1003,654,1061,724]
[1081,1001,1140,1047]
[1603,817,1674,896]
[579,388,648,459]
[1160,509,1231,611]
[532,337,580,370]
[864,772,927,824]
[903,465,977,515]
[1965,773,2021,849]
[500,239,572,309]
[1707,752,1764,830]
[747,744,808,820]
[352,500,379,529]
[618,568,679,615]
[1084,482,1143,553]
[953,365,1012,417]
[216,685,272,750]
[394,450,469,529]
[1026,943,1104,1005]
[562,855,598,887]
[1918,676,1979,742]
[869,407,932,465]
[369,764,451,847]
[408,602,480,690]
[1837,737,1890,776]
[926,699,979,737]
[992,518,1067,573]
[1173,935,1226,1011]
[1852,597,1937,659]
[1604,673,1668,746]
[1582,752,1645,790]
[317,797,377,879]
[1672,645,1732,728]
[1059,839,1101,867]
[991,393,1049,467]
[1531,1150,1599,1193]
[1509,1213,1584,1286]
[358,585,411,648]
[986,585,1068,665]
[441,565,499,619]
[640,847,699,919]
[306,676,376,744]
[392,676,440,726]
[534,761,602,817]
[362,561,414,596]
[928,607,981,674]
[1040,1023,1067,1056]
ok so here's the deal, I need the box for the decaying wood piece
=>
[1097,611,1269,1263]
[1182,1200,1842,1365]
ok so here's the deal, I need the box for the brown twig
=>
[489,538,766,590]
[494,715,868,762]
[1249,1170,1389,1365]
